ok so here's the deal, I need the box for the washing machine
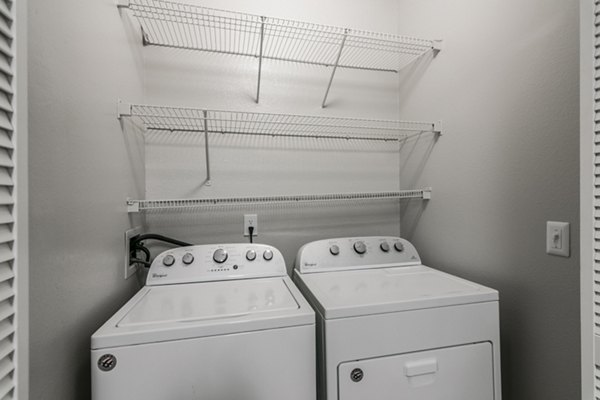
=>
[91,243,316,400]
[293,236,501,400]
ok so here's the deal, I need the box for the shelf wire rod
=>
[142,116,424,135]
[322,29,349,108]
[145,127,407,142]
[256,16,266,103]
[202,110,211,185]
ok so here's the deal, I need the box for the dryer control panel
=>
[295,237,421,274]
[146,243,286,286]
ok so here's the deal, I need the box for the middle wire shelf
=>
[118,102,441,142]
[118,102,439,213]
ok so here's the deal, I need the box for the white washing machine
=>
[293,236,501,400]
[91,243,316,400]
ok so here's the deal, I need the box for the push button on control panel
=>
[162,254,175,267]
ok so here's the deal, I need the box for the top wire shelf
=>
[117,0,442,106]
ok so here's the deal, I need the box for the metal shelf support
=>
[322,29,349,108]
[256,16,266,103]
[202,110,212,186]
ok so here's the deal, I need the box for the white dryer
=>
[92,243,316,400]
[293,236,501,400]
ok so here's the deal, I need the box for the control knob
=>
[246,249,257,261]
[353,241,367,255]
[162,254,175,267]
[213,248,228,264]
[329,245,340,256]
[263,249,274,261]
[380,242,390,252]
[182,253,194,265]
[394,242,405,252]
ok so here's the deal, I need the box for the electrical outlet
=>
[244,214,258,237]
[125,226,143,279]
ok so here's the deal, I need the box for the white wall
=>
[397,1,580,399]
[28,0,145,398]
[138,0,410,268]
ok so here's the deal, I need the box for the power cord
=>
[130,233,193,269]
[248,226,254,244]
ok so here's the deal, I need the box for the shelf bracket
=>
[422,188,432,200]
[203,110,212,186]
[256,16,266,103]
[322,29,349,108]
[116,0,130,7]
[432,40,443,53]
[117,100,132,120]
[127,198,140,213]
[433,121,443,136]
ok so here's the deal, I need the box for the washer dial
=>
[213,248,228,264]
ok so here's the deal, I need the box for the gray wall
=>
[140,0,407,269]
[28,0,144,398]
[397,1,581,399]
[28,0,405,398]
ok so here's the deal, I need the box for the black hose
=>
[131,233,192,248]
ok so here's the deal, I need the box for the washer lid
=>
[91,277,314,349]
[295,265,498,319]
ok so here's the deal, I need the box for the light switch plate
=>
[546,221,569,257]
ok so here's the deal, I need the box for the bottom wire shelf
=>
[126,189,432,213]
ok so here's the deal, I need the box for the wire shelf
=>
[127,189,432,212]
[118,0,441,105]
[119,103,440,141]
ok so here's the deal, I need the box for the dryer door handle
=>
[404,358,438,377]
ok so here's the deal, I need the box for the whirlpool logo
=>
[304,262,318,268]
[152,273,167,278]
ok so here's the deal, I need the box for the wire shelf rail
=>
[126,189,432,213]
[117,0,441,106]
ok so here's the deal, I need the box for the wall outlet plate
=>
[125,226,143,279]
[244,214,258,237]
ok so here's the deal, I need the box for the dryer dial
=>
[353,241,367,255]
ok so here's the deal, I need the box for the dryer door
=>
[338,342,495,400]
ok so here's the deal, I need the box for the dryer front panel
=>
[338,342,495,400]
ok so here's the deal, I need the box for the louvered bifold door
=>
[594,0,600,397]
[0,1,15,399]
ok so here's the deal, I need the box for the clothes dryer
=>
[294,236,501,400]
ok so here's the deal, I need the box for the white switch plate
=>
[546,221,569,257]
[125,226,143,279]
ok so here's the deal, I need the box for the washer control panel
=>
[295,237,421,273]
[147,243,286,286]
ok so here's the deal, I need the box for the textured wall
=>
[397,1,581,399]
[28,0,145,398]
